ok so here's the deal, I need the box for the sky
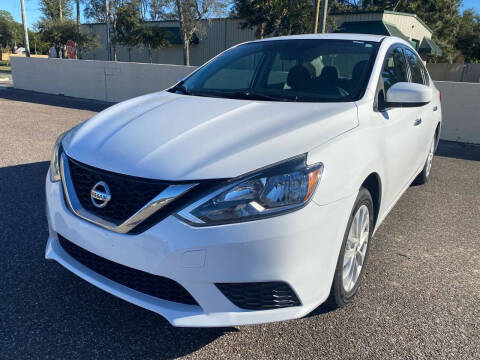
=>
[2,0,480,29]
[2,0,86,28]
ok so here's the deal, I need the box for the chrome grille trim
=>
[60,153,198,233]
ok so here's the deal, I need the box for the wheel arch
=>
[360,172,382,228]
[434,121,441,150]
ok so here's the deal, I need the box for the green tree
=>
[39,0,73,22]
[456,9,480,63]
[332,0,462,62]
[37,19,97,57]
[0,10,16,51]
[0,10,23,51]
[116,2,143,61]
[233,0,280,39]
[170,0,231,65]
[137,24,171,62]
[28,29,49,54]
[233,0,336,38]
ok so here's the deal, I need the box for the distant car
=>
[14,47,26,54]
[45,34,441,327]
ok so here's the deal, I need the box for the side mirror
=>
[385,82,432,108]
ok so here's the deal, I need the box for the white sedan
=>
[45,34,441,327]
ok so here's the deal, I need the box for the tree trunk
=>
[257,23,265,39]
[149,48,152,63]
[184,41,190,66]
[175,0,188,65]
[128,47,131,62]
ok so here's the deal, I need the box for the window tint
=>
[381,47,408,91]
[404,48,425,85]
[203,52,263,90]
[266,54,297,86]
[181,40,379,102]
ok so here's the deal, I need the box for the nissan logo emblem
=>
[90,181,111,208]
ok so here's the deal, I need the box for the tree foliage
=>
[456,9,480,63]
[114,1,172,62]
[36,19,97,56]
[233,0,478,62]
[39,0,73,22]
[138,25,172,62]
[0,10,23,51]
[168,0,231,65]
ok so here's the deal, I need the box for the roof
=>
[255,33,386,43]
[334,21,411,43]
[330,10,433,34]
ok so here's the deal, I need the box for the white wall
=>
[435,81,480,144]
[11,57,196,102]
[11,58,480,144]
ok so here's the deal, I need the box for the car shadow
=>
[0,88,113,112]
[436,140,480,161]
[0,161,236,359]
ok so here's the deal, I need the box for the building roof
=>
[330,10,434,34]
[334,20,411,43]
[255,33,387,43]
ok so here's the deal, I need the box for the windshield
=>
[173,39,379,102]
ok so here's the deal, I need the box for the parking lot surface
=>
[1,89,479,359]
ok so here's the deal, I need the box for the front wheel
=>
[328,187,374,308]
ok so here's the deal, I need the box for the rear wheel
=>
[328,187,373,308]
[413,136,435,185]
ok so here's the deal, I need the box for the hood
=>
[64,92,358,180]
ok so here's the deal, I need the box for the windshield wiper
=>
[230,91,297,102]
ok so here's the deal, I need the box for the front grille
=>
[58,235,198,305]
[67,157,168,223]
[216,282,301,310]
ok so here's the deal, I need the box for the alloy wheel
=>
[426,139,435,177]
[342,204,370,293]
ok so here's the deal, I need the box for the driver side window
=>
[381,47,409,92]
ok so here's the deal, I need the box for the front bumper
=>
[45,170,355,327]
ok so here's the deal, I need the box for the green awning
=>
[383,23,410,43]
[335,21,413,45]
[418,37,443,56]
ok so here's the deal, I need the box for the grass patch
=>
[0,60,11,72]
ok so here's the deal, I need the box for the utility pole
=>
[19,0,30,57]
[76,0,81,58]
[319,0,328,34]
[314,0,321,33]
[105,0,112,61]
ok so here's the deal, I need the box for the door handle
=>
[414,118,422,126]
[433,106,438,112]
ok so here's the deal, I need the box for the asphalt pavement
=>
[0,88,479,359]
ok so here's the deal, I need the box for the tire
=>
[327,187,374,309]
[413,135,436,185]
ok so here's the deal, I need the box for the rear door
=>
[375,46,421,204]
[404,47,435,170]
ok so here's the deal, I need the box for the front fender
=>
[308,126,386,209]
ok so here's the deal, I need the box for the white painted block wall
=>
[11,58,480,144]
[435,81,480,144]
[11,57,197,103]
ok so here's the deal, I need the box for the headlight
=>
[177,155,323,225]
[50,131,67,182]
